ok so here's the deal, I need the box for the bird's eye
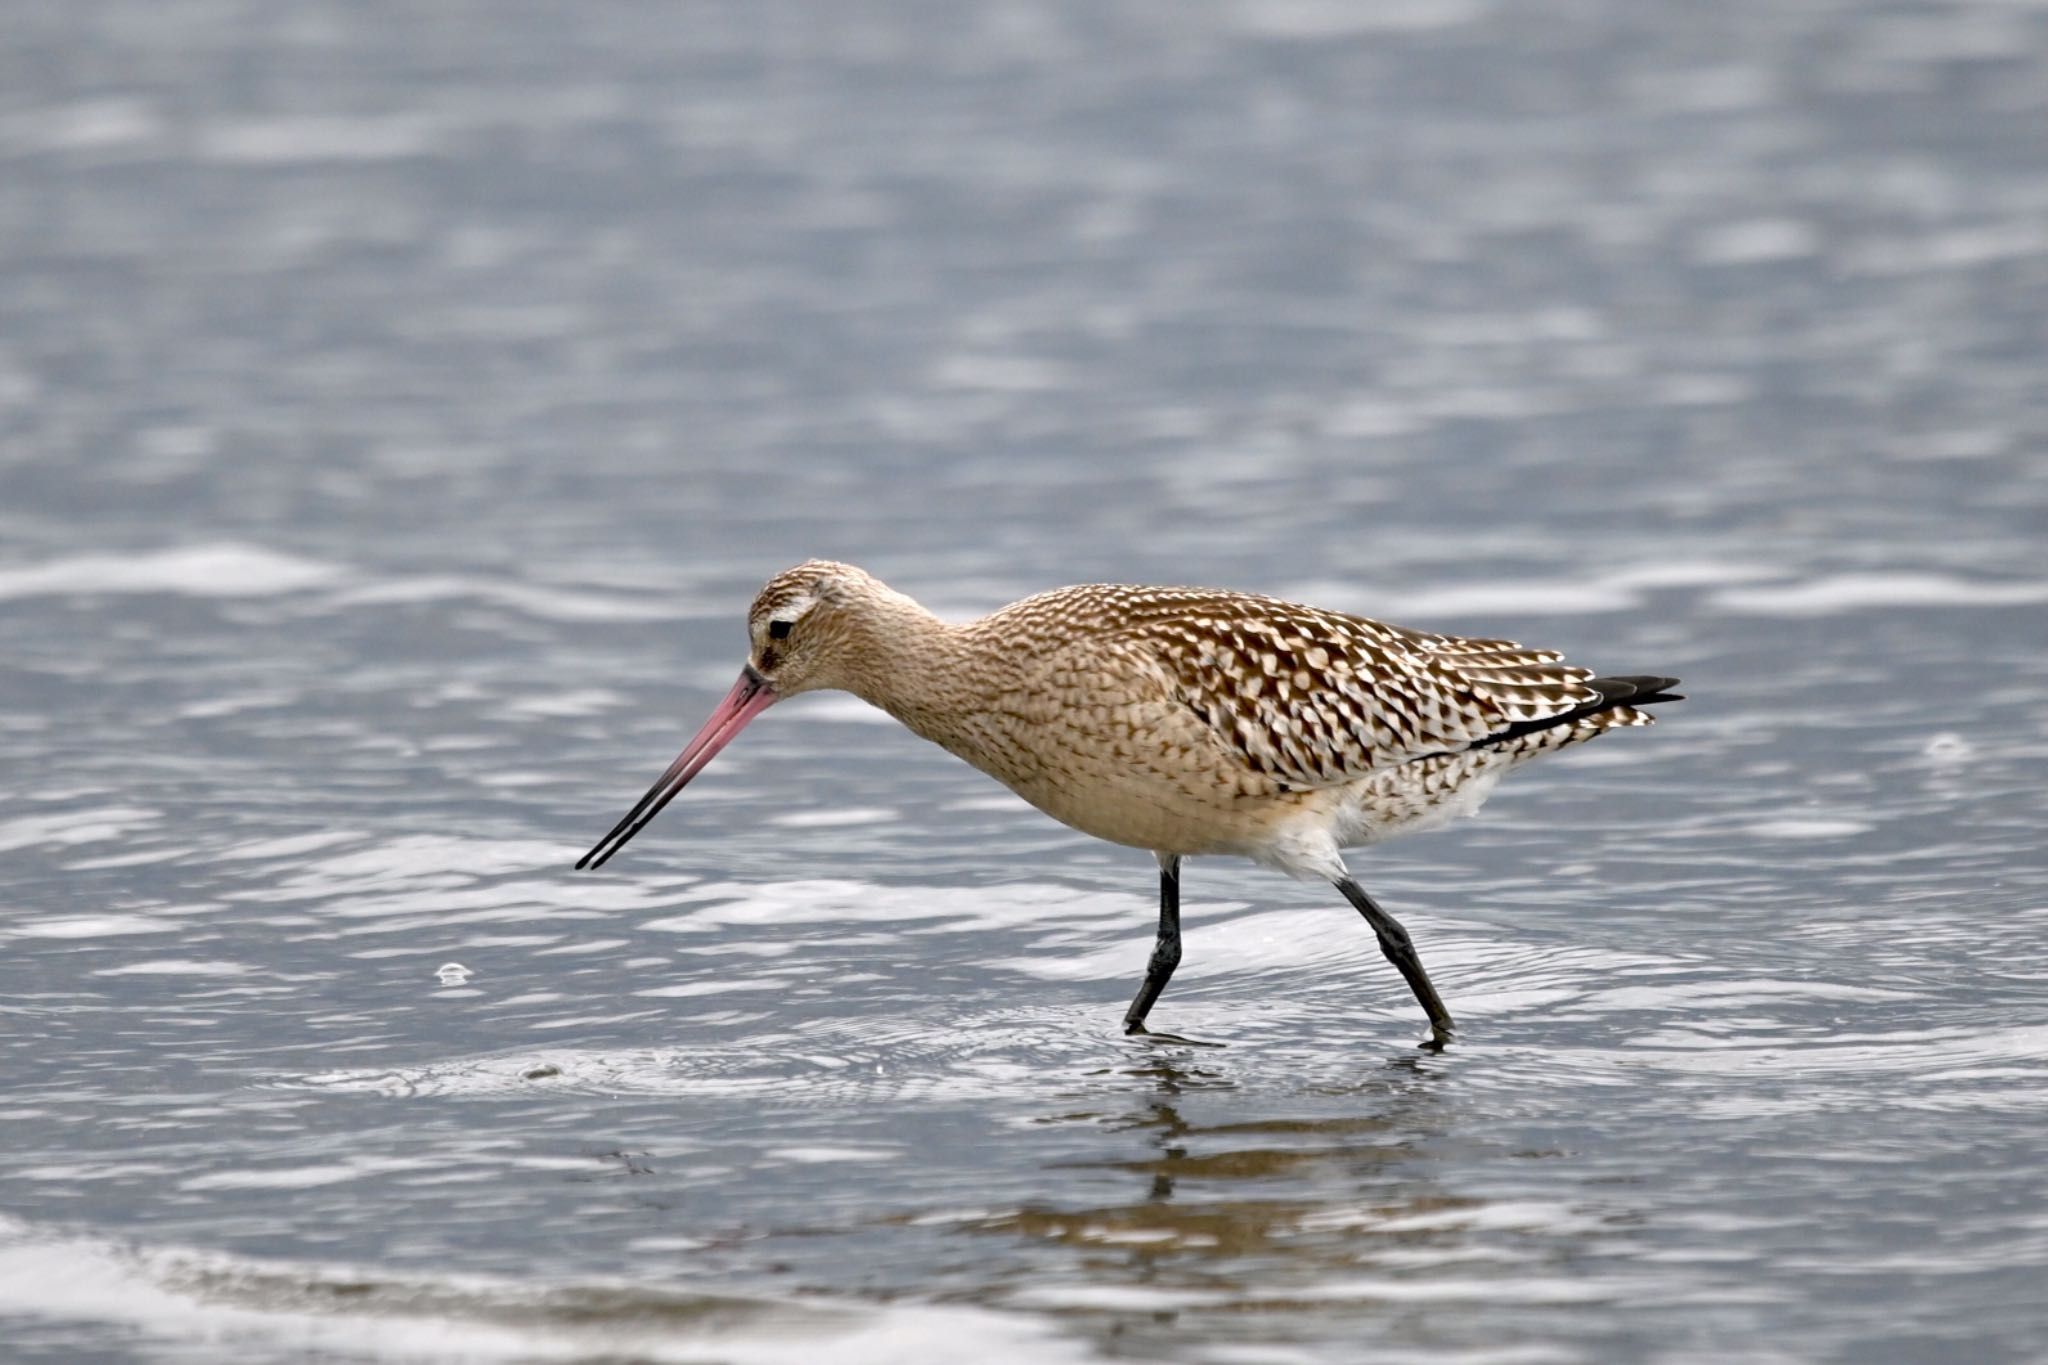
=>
[767,619,792,640]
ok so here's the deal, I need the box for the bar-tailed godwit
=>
[577,561,1682,1047]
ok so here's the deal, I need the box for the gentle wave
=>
[0,545,342,599]
[1711,572,2048,615]
[0,1214,1078,1364]
[0,542,686,621]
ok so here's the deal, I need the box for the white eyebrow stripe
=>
[760,591,820,631]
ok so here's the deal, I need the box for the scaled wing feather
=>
[991,586,1600,791]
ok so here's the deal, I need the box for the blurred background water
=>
[3,1,2047,1361]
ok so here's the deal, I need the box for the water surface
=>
[4,0,2048,1360]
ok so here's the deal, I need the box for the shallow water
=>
[4,0,2048,1361]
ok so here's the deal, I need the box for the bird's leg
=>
[1123,854,1183,1035]
[1334,878,1455,1048]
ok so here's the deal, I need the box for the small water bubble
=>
[1921,733,1973,765]
[435,962,473,986]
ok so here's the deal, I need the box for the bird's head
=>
[741,558,885,698]
[575,560,901,870]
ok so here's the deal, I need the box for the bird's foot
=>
[1417,1024,1454,1054]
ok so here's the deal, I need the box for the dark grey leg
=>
[1123,855,1182,1035]
[1335,878,1455,1047]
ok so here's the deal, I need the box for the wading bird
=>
[577,561,1681,1046]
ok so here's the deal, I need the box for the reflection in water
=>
[956,1051,1662,1357]
[986,1057,1474,1304]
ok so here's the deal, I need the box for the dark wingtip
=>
[1590,675,1683,708]
[1473,672,1684,749]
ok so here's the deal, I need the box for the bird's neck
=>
[836,592,982,737]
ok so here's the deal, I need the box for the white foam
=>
[1283,558,1779,622]
[1232,0,1490,38]
[0,805,161,853]
[1349,580,1641,618]
[329,575,682,622]
[215,831,367,862]
[282,835,569,886]
[762,1145,902,1164]
[1743,817,1873,840]
[632,980,766,998]
[181,1159,443,1191]
[1610,558,1783,590]
[0,1214,1079,1364]
[9,914,179,940]
[1712,573,2048,615]
[765,807,897,829]
[93,960,249,977]
[995,906,1354,983]
[501,688,629,719]
[0,549,698,621]
[638,879,1136,934]
[0,545,342,600]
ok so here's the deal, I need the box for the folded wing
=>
[1131,595,1604,790]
